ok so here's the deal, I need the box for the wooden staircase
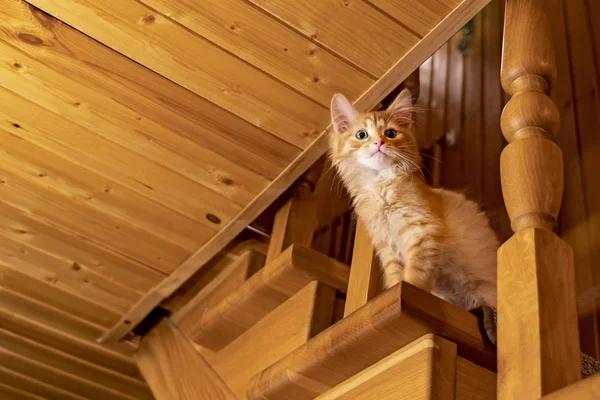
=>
[131,0,599,399]
[132,140,501,399]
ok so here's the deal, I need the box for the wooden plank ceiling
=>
[0,0,490,398]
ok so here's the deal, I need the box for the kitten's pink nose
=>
[375,140,384,150]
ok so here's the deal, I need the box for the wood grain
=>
[0,143,190,277]
[462,12,484,203]
[542,373,600,400]
[497,229,580,398]
[247,282,496,400]
[0,306,141,379]
[202,281,336,399]
[0,264,121,329]
[0,87,225,240]
[176,245,349,350]
[0,127,212,253]
[0,231,141,311]
[26,0,329,148]
[1,0,299,179]
[0,346,137,400]
[266,163,323,264]
[100,0,492,344]
[138,0,374,106]
[0,383,47,400]
[428,42,449,146]
[0,39,245,223]
[368,0,459,37]
[498,1,581,397]
[483,0,511,241]
[343,220,382,317]
[0,201,165,294]
[455,357,496,400]
[0,366,85,400]
[315,334,457,400]
[136,319,237,400]
[246,0,419,77]
[167,248,265,314]
[0,328,152,399]
[0,287,135,356]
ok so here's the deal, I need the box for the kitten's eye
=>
[384,129,397,139]
[355,130,369,140]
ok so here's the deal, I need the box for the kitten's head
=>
[329,89,421,175]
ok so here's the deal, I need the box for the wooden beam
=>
[135,319,236,400]
[266,162,323,264]
[174,244,349,351]
[498,0,581,398]
[343,220,381,317]
[99,0,493,344]
[165,248,265,314]
[315,334,457,400]
[247,282,496,400]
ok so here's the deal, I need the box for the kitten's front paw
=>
[382,269,402,289]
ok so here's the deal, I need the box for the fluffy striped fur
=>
[329,89,498,310]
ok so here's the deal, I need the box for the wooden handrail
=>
[498,0,581,398]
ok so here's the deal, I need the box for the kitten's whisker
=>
[420,152,442,163]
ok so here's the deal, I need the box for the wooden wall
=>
[425,0,600,359]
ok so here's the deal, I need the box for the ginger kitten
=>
[329,89,498,310]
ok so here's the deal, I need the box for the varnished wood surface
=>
[101,0,492,345]
[175,244,349,350]
[136,319,237,400]
[542,373,600,400]
[455,357,496,400]
[1,0,493,394]
[247,282,496,400]
[200,281,336,399]
[343,220,382,317]
[315,334,457,400]
[498,0,581,398]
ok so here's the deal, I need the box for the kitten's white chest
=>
[354,185,412,258]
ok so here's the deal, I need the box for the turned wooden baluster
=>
[498,0,581,398]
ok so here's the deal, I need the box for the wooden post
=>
[498,0,581,398]
[343,220,381,316]
[265,162,323,264]
[135,318,236,400]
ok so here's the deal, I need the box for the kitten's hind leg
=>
[403,234,441,292]
[375,244,403,289]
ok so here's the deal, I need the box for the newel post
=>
[498,0,581,398]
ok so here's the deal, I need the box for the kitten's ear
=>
[331,93,357,133]
[387,88,414,126]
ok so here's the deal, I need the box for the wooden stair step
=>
[315,334,457,400]
[247,282,496,400]
[174,244,349,351]
[199,281,336,399]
